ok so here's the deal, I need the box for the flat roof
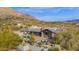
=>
[22,28,41,32]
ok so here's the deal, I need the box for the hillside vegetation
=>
[0,29,22,51]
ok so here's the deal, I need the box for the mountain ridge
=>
[0,7,39,23]
[65,19,79,23]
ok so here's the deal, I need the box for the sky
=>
[12,7,79,22]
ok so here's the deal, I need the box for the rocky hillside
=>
[0,7,41,30]
[0,7,39,24]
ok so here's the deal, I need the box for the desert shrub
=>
[23,34,35,45]
[54,32,64,44]
[48,47,59,51]
[37,41,43,47]
[54,28,79,51]
[0,30,22,50]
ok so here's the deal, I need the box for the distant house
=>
[21,27,64,37]
[21,27,64,44]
